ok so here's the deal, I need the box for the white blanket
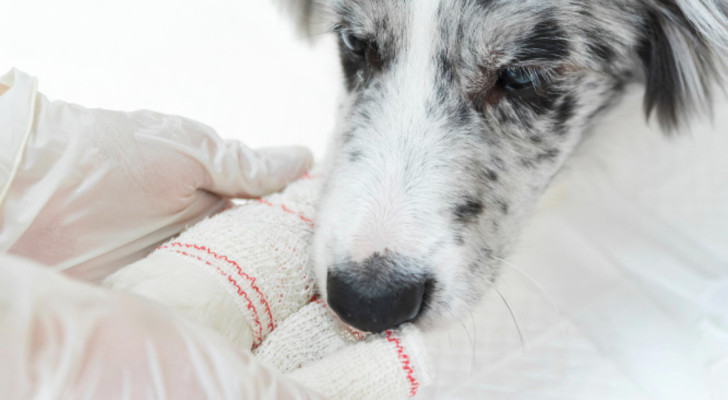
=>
[419,87,728,400]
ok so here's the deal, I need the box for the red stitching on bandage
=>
[159,243,276,334]
[167,249,263,346]
[385,330,419,398]
[255,199,315,228]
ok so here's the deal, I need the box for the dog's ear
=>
[274,0,324,39]
[638,0,728,132]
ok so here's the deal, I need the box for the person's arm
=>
[0,83,8,95]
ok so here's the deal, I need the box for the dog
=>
[277,0,728,334]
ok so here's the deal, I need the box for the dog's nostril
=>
[326,267,428,333]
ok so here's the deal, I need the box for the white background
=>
[3,1,727,399]
[0,0,340,160]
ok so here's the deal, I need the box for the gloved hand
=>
[104,173,434,399]
[0,254,325,400]
[0,68,313,282]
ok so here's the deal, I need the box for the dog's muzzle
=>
[326,252,429,333]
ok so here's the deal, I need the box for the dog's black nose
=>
[326,254,428,333]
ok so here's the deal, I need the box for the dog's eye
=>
[340,31,367,56]
[471,66,557,111]
[336,26,384,90]
[496,68,538,92]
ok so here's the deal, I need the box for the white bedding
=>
[419,89,728,400]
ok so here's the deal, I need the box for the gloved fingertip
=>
[258,145,315,183]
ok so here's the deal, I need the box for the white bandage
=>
[105,173,323,349]
[285,323,433,400]
[106,172,434,399]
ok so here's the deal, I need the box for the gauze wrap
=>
[105,174,434,399]
[107,173,322,349]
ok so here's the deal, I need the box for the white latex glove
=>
[0,254,324,400]
[0,68,313,282]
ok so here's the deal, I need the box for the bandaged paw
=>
[287,325,432,400]
[105,171,434,399]
[253,299,363,373]
[254,300,433,400]
[105,173,323,349]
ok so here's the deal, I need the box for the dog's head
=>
[282,0,727,333]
